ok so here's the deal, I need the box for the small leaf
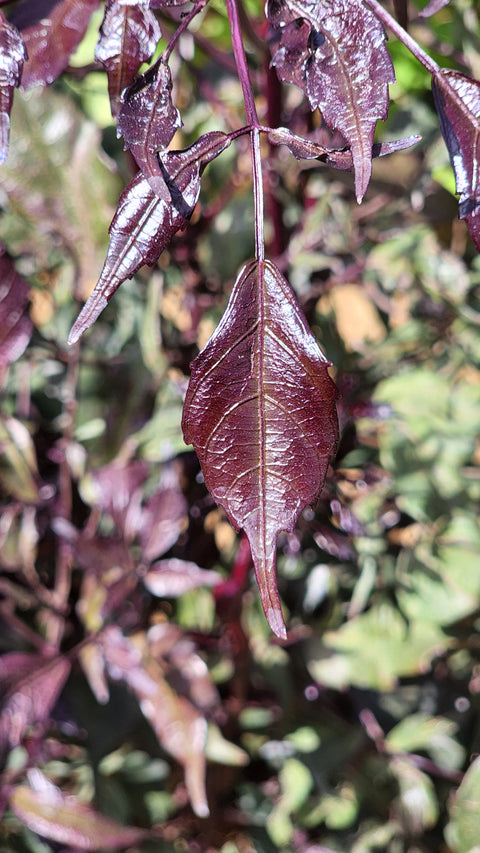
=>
[268,127,420,171]
[9,782,148,850]
[267,0,395,201]
[0,13,26,163]
[143,558,221,597]
[11,0,100,89]
[445,756,480,853]
[139,485,188,561]
[432,68,480,251]
[0,654,71,753]
[182,259,338,638]
[0,244,33,377]
[118,59,182,196]
[96,0,161,118]
[69,131,231,343]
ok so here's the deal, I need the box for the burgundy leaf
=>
[0,13,26,163]
[101,626,209,817]
[139,486,188,561]
[118,59,182,196]
[432,69,480,251]
[9,782,149,850]
[0,244,33,376]
[10,0,100,89]
[143,558,221,597]
[87,459,148,528]
[95,0,161,118]
[0,654,71,752]
[268,126,420,170]
[182,259,338,638]
[147,0,190,6]
[267,0,395,201]
[69,131,231,343]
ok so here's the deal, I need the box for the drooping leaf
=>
[432,69,480,251]
[182,259,338,638]
[0,244,33,378]
[118,59,182,196]
[9,781,149,851]
[268,126,420,171]
[0,13,26,163]
[96,0,161,118]
[143,558,221,597]
[267,0,395,201]
[0,653,71,753]
[101,626,209,817]
[69,131,231,343]
[10,0,100,89]
[138,485,188,561]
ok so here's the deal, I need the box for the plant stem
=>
[364,0,439,75]
[226,0,265,261]
[164,0,210,63]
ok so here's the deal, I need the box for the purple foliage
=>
[0,244,33,376]
[0,13,25,162]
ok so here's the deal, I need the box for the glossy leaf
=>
[10,0,100,89]
[0,654,71,752]
[69,131,231,343]
[96,0,161,118]
[432,69,480,251]
[118,59,182,196]
[0,244,33,377]
[182,259,338,638]
[0,13,26,163]
[268,126,420,171]
[9,781,149,850]
[267,0,395,201]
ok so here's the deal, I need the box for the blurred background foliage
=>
[1,1,480,851]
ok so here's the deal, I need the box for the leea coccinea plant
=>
[1,0,480,642]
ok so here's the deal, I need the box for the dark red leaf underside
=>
[96,0,161,118]
[182,259,338,638]
[69,131,231,343]
[10,783,149,851]
[268,126,420,170]
[432,69,480,251]
[0,245,33,375]
[11,0,100,88]
[267,0,395,201]
[118,59,182,197]
[0,14,26,163]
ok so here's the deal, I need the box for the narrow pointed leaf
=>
[95,0,161,118]
[432,69,480,251]
[10,0,100,88]
[9,783,149,850]
[69,131,231,343]
[182,260,338,638]
[0,14,26,163]
[268,126,420,170]
[267,0,395,201]
[117,59,182,196]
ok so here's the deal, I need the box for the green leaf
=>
[445,757,480,853]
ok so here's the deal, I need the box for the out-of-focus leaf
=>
[205,723,249,766]
[148,622,219,713]
[445,756,480,853]
[139,485,188,562]
[391,757,438,835]
[143,558,221,597]
[268,127,420,172]
[420,0,451,16]
[0,416,39,503]
[267,0,395,200]
[0,13,26,163]
[118,59,182,196]
[81,459,148,530]
[96,0,161,118]
[9,781,149,850]
[182,259,338,638]
[386,714,464,771]
[0,244,32,377]
[432,69,480,251]
[266,758,313,847]
[10,0,100,88]
[101,626,210,817]
[0,654,71,752]
[69,131,232,343]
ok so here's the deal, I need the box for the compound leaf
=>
[96,0,161,118]
[267,0,395,201]
[182,259,338,638]
[432,68,480,251]
[69,131,231,343]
